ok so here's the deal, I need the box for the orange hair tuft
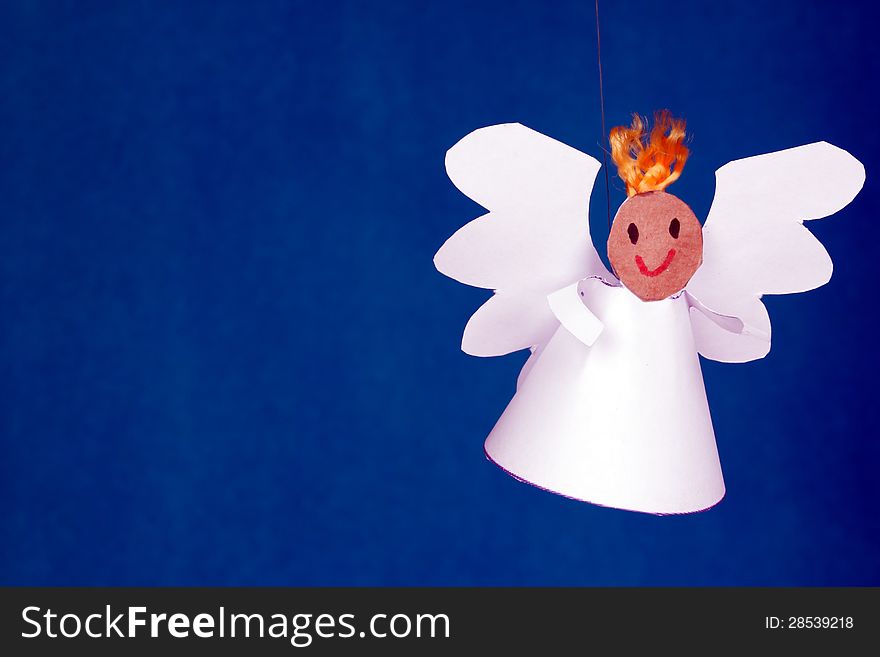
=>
[609,110,689,197]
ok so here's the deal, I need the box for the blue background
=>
[1,0,877,585]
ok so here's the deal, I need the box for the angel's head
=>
[607,111,703,302]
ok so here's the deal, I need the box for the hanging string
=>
[594,0,612,232]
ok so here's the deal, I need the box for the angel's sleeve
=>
[434,123,609,356]
[548,282,603,347]
[685,142,865,363]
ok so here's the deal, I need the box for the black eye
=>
[669,218,680,239]
[627,223,639,245]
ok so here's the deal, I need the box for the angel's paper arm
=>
[547,282,604,347]
[685,292,746,335]
[684,291,775,362]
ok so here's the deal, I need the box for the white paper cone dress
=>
[484,277,725,515]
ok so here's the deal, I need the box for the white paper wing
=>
[686,142,865,362]
[434,123,607,356]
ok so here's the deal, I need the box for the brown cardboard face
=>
[607,191,703,302]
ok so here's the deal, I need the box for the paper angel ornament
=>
[434,112,865,514]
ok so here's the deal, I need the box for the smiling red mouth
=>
[635,249,676,277]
